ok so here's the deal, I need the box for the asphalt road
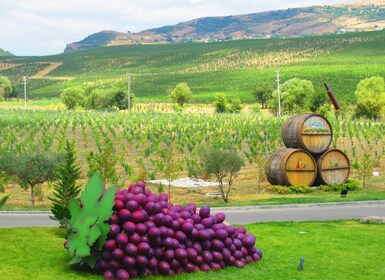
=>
[1,201,384,228]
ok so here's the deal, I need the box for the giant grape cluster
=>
[96,181,262,279]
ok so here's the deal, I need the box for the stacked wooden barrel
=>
[265,114,350,186]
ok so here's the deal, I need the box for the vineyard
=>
[1,109,384,206]
[1,30,385,103]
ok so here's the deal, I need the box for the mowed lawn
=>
[0,221,384,280]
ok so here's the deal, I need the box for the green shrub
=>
[317,179,361,192]
[289,185,313,193]
[271,185,293,194]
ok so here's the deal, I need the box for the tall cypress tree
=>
[49,141,82,228]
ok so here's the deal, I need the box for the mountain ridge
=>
[63,1,385,53]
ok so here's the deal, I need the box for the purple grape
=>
[158,261,170,275]
[137,242,150,255]
[215,229,228,240]
[116,233,129,247]
[199,206,210,218]
[104,239,117,251]
[242,234,256,248]
[122,221,136,235]
[211,239,224,251]
[147,227,161,240]
[135,223,147,236]
[175,248,187,261]
[118,209,131,221]
[103,269,115,279]
[122,256,135,268]
[112,248,125,260]
[215,212,226,223]
[125,200,139,212]
[158,193,169,202]
[109,224,120,237]
[200,263,211,272]
[116,269,130,280]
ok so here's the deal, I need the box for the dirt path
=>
[32,62,73,80]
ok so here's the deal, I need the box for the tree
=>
[169,82,192,107]
[0,172,10,209]
[0,151,61,207]
[199,146,244,203]
[214,93,228,113]
[61,87,86,109]
[154,132,184,202]
[0,76,12,100]
[86,87,133,110]
[86,139,118,184]
[252,81,274,109]
[355,76,385,119]
[49,141,82,229]
[228,97,243,113]
[269,78,314,115]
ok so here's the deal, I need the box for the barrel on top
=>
[265,148,317,186]
[313,148,350,186]
[282,114,333,154]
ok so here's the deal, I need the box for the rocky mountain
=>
[64,0,385,53]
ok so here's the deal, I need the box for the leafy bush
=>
[61,87,86,109]
[270,185,313,194]
[317,179,361,192]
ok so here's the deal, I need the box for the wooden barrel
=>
[265,148,317,186]
[282,114,333,154]
[313,149,350,186]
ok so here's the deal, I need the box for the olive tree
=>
[355,76,385,119]
[61,87,86,109]
[0,76,12,100]
[252,81,274,109]
[269,78,314,115]
[0,151,61,207]
[199,146,244,203]
[169,82,192,107]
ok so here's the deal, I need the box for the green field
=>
[1,30,385,103]
[1,221,384,280]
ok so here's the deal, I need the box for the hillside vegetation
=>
[1,30,385,104]
[64,1,385,51]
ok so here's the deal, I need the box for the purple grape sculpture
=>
[66,174,262,280]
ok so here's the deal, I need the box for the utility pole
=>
[22,76,27,110]
[127,73,131,111]
[276,70,281,117]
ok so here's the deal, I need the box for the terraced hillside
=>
[1,30,385,103]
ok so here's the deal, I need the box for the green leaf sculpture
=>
[67,173,116,267]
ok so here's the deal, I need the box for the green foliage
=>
[214,93,228,113]
[0,76,12,100]
[0,194,9,208]
[270,78,314,115]
[199,146,245,202]
[252,81,274,109]
[86,139,118,184]
[67,173,117,268]
[317,179,361,192]
[270,185,313,194]
[169,82,192,107]
[0,151,61,207]
[354,76,385,119]
[61,87,86,110]
[228,97,243,113]
[49,141,82,229]
[354,150,376,189]
[86,87,132,110]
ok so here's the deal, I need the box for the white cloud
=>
[0,0,356,56]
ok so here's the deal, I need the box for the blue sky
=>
[0,0,356,56]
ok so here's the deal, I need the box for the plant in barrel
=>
[66,174,262,279]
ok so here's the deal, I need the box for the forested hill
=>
[0,48,13,57]
[65,0,385,52]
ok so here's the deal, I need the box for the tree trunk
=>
[31,185,35,208]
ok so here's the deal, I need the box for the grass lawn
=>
[1,221,384,279]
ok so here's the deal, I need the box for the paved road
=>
[1,201,385,228]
